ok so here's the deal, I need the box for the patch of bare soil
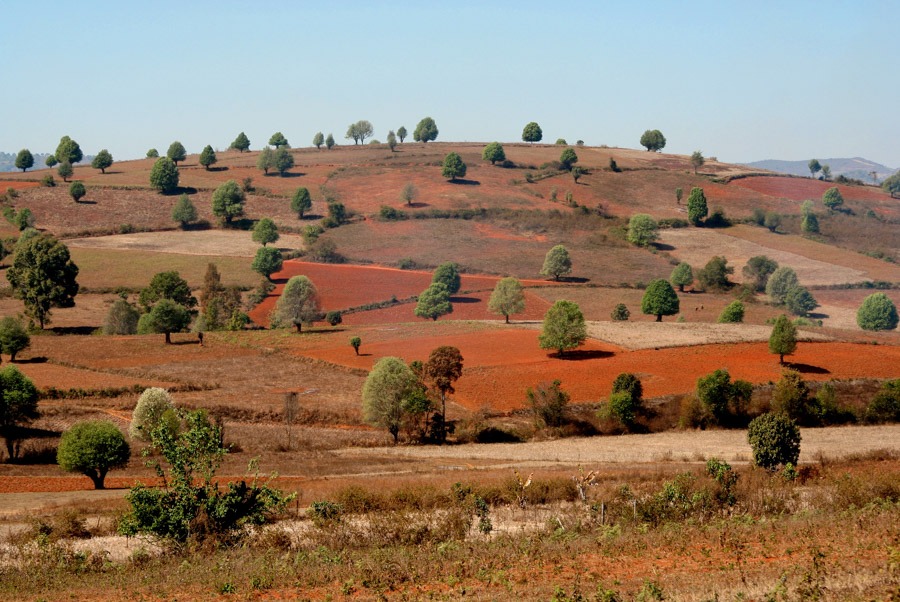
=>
[65,230,305,257]
[583,321,830,350]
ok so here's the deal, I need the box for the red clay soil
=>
[341,290,552,325]
[730,175,894,208]
[0,180,40,191]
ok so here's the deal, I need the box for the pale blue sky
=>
[2,1,897,167]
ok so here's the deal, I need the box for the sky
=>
[1,1,897,168]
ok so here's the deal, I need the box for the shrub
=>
[40,174,56,187]
[103,298,140,335]
[864,379,900,424]
[0,316,30,360]
[696,256,733,291]
[856,293,898,331]
[527,380,569,428]
[57,421,130,489]
[770,369,816,425]
[747,412,801,471]
[130,387,175,441]
[326,310,342,327]
[611,303,630,321]
[717,300,744,323]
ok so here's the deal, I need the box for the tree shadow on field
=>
[170,186,199,196]
[785,362,830,375]
[407,202,429,208]
[549,349,615,361]
[808,312,829,320]
[652,242,675,251]
[278,171,305,178]
[557,276,590,284]
[449,179,480,186]
[75,199,97,205]
[450,296,480,304]
[49,326,96,335]
[207,166,229,172]
[14,356,48,364]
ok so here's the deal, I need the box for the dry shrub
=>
[247,526,294,551]
[828,471,900,509]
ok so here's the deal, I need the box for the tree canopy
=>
[291,187,312,218]
[768,314,797,363]
[488,277,525,323]
[139,270,197,311]
[538,300,586,355]
[69,181,86,202]
[697,256,733,292]
[639,129,666,152]
[57,161,73,182]
[166,141,186,165]
[641,279,680,321]
[522,122,543,143]
[670,262,693,292]
[345,120,374,145]
[413,117,438,143]
[717,300,745,323]
[6,233,79,329]
[256,146,274,174]
[742,256,778,291]
[149,157,179,194]
[626,214,658,247]
[312,132,324,149]
[541,244,572,281]
[91,149,113,173]
[211,180,246,224]
[856,293,898,331]
[268,132,289,148]
[690,150,705,174]
[57,421,130,489]
[882,172,900,198]
[822,186,844,212]
[325,133,335,149]
[432,262,461,294]
[424,345,464,440]
[0,317,29,361]
[482,142,505,165]
[251,246,283,280]
[559,148,578,170]
[441,152,466,181]
[129,387,174,441]
[199,145,217,170]
[14,149,34,172]
[137,299,192,344]
[274,148,294,176]
[230,132,250,152]
[362,357,420,444]
[397,126,407,143]
[414,283,452,321]
[171,194,197,227]
[687,187,708,225]
[55,136,83,164]
[808,159,821,178]
[273,275,320,332]
[765,266,799,305]
[252,217,279,246]
[0,365,38,460]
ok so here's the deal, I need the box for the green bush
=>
[717,300,744,323]
[864,379,900,424]
[747,412,801,471]
[57,421,130,489]
[611,303,630,321]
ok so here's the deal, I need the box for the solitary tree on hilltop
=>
[166,141,186,166]
[397,126,407,143]
[691,150,705,174]
[268,132,289,149]
[522,122,543,144]
[15,149,34,172]
[539,300,586,356]
[481,142,506,165]
[146,148,159,158]
[541,244,572,281]
[198,145,217,170]
[7,233,79,329]
[640,129,666,152]
[441,152,466,181]
[808,159,821,178]
[488,277,526,323]
[387,130,397,151]
[413,117,439,143]
[325,133,335,150]
[91,149,113,174]
[230,132,250,153]
[768,315,797,364]
[641,279,680,322]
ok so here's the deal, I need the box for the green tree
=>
[770,369,815,425]
[432,262,461,294]
[639,129,666,152]
[146,148,159,158]
[325,201,347,226]
[312,132,324,149]
[350,336,361,355]
[268,132,289,149]
[57,161,73,182]
[864,379,900,424]
[325,133,335,149]
[742,256,778,291]
[768,314,797,364]
[68,181,86,202]
[765,266,799,305]
[764,211,781,232]
[139,271,196,311]
[230,132,250,152]
[129,387,175,441]
[641,279,680,322]
[362,357,420,443]
[611,303,630,321]
[626,213,658,247]
[697,256,733,292]
[138,299,192,344]
[785,286,818,317]
[608,373,643,429]
[397,126,407,143]
[149,157,179,194]
[690,150,704,174]
[6,233,79,329]
[687,187,708,225]
[488,277,526,323]
[274,148,294,176]
[252,217,279,247]
[103,298,140,335]
[198,145,217,170]
[572,166,585,183]
[717,300,745,323]
[57,421,130,489]
[0,366,38,460]
[15,149,34,172]
[0,317,29,361]
[291,187,312,218]
[401,182,418,206]
[696,368,752,425]
[414,282,452,321]
[670,262,693,292]
[559,148,578,171]
[273,275,320,332]
[45,155,58,168]
[808,159,821,178]
[555,138,567,145]
[882,172,900,198]
[424,346,464,440]
[538,300,586,355]
[387,130,397,151]
[166,141,186,165]
[256,146,274,174]
[441,152,467,181]
[413,117,439,143]
[345,120,373,145]
[251,246,283,280]
[55,136,83,164]
[856,292,898,331]
[211,180,245,224]
[821,164,832,180]
[747,412,801,471]
[675,187,683,205]
[822,186,843,212]
[171,194,197,228]
[522,121,543,143]
[91,149,113,173]
[482,142,505,165]
[541,244,572,281]
[801,212,819,234]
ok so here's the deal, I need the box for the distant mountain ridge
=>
[743,157,896,183]
[0,151,92,173]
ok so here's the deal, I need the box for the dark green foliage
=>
[40,174,55,187]
[801,212,819,234]
[171,194,197,227]
[766,266,799,304]
[146,148,159,158]
[312,132,324,149]
[432,262,461,294]
[641,279,680,322]
[120,408,293,544]
[441,152,466,181]
[198,264,244,332]
[785,286,818,317]
[55,136,83,164]
[68,181,86,202]
[864,379,900,423]
[611,303,630,321]
[627,214,658,247]
[808,159,821,178]
[743,256,778,291]
[350,336,362,355]
[396,126,407,143]
[639,129,666,152]
[717,300,745,323]
[686,187,708,225]
[856,293,898,331]
[522,122,543,143]
[230,132,250,152]
[0,365,39,460]
[413,117,439,143]
[882,172,900,198]
[768,314,797,363]
[482,142,505,165]
[325,133,335,149]
[57,161,73,182]
[326,311,342,327]
[57,421,130,489]
[696,368,752,424]
[540,244,572,281]
[198,145,217,170]
[324,201,347,227]
[268,132,289,148]
[138,299,192,344]
[274,148,294,176]
[0,317,29,360]
[822,186,843,212]
[211,180,245,224]
[770,369,817,425]
[6,233,79,329]
[13,208,34,230]
[379,205,406,220]
[747,412,801,471]
[149,157,179,194]
[609,158,621,173]
[15,149,34,172]
[572,166,585,182]
[697,256,733,291]
[166,141,186,165]
[251,246,283,280]
[103,298,140,335]
[45,155,58,168]
[539,300,586,355]
[559,148,578,170]
[139,271,196,311]
[91,149,113,173]
[387,130,397,151]
[527,380,569,428]
[608,373,643,429]
[414,283,452,321]
[252,218,279,247]
[670,262,693,292]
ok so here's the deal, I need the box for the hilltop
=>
[743,156,896,182]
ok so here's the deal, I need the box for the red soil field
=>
[341,290,552,325]
[14,362,178,392]
[730,176,895,211]
[0,180,39,191]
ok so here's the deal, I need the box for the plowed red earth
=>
[730,175,893,206]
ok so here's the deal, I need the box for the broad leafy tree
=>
[268,132,289,148]
[137,299,192,344]
[414,283,452,321]
[149,157,179,193]
[91,149,113,173]
[687,187,708,225]
[251,246,283,280]
[413,117,438,143]
[166,141,186,165]
[611,303,630,321]
[199,145,217,170]
[69,181,86,202]
[559,148,578,170]
[257,146,274,174]
[274,148,294,176]
[488,277,526,323]
[742,256,778,291]
[0,366,38,460]
[0,317,30,361]
[139,271,196,311]
[146,148,159,158]
[670,262,693,292]
[539,300,586,356]
[785,286,818,317]
[345,120,374,145]
[424,346,464,440]
[856,293,898,331]
[57,161,73,182]
[211,180,245,224]
[14,149,34,172]
[45,155,58,167]
[697,368,752,425]
[822,186,844,212]
[312,132,324,149]
[55,135,83,164]
[230,132,250,152]
[325,133,335,150]
[397,126,407,143]
[765,266,799,304]
[608,373,644,429]
[291,187,312,218]
[252,218,279,246]
[747,412,801,471]
[273,275,320,332]
[362,357,419,444]
[441,152,466,181]
[541,244,572,281]
[129,387,174,441]
[57,421,130,489]
[801,212,819,234]
[482,142,505,165]
[641,279,680,322]
[808,159,821,178]
[171,194,197,228]
[103,298,140,335]
[522,121,543,143]
[697,256,733,292]
[690,150,705,174]
[432,262,461,294]
[639,129,666,152]
[626,213,658,247]
[6,233,79,329]
[768,314,797,364]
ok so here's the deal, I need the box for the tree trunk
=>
[779,353,784,364]
[656,315,662,322]
[505,314,510,324]
[353,347,359,356]
[88,469,107,490]
[295,322,302,333]
[164,331,172,344]
[390,427,399,444]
